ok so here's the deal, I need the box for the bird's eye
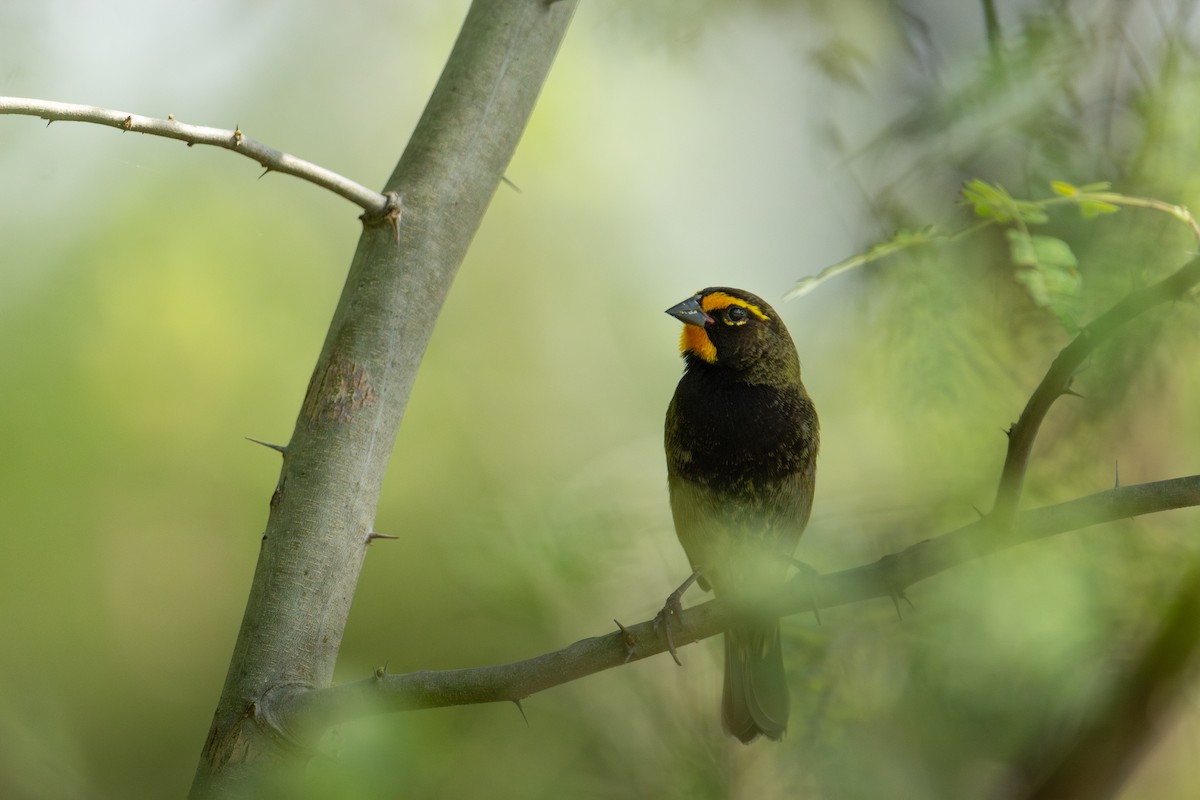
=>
[726,306,748,323]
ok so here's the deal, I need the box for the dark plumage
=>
[663,287,819,743]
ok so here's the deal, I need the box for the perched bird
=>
[663,287,819,743]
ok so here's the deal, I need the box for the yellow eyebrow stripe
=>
[699,291,770,321]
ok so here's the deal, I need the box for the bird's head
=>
[666,287,800,383]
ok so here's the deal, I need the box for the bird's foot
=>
[784,558,823,625]
[653,570,700,666]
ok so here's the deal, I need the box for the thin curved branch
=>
[992,254,1200,523]
[277,474,1200,738]
[0,96,392,217]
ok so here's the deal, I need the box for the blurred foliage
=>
[3,1,1200,799]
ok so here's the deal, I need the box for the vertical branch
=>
[189,1,577,796]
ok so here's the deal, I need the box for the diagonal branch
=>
[277,474,1200,737]
[0,96,393,217]
[992,254,1200,523]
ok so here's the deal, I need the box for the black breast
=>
[666,364,817,497]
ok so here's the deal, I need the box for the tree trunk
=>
[189,2,576,795]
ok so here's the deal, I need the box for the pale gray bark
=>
[188,2,577,796]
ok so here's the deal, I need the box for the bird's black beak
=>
[666,296,713,327]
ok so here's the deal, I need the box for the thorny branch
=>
[277,475,1200,739]
[0,96,394,218]
[992,253,1200,523]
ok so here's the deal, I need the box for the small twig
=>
[991,254,1200,524]
[0,96,390,217]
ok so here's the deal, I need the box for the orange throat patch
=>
[680,324,717,363]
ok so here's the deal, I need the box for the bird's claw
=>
[889,589,914,620]
[653,595,685,666]
[654,570,701,666]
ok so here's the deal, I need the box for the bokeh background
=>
[3,1,1200,798]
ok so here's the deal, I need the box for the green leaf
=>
[1014,201,1050,224]
[1050,180,1078,197]
[962,179,1016,222]
[1078,199,1120,218]
[961,179,1048,224]
[1006,230,1084,329]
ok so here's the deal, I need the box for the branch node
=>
[374,663,389,680]
[233,125,244,146]
[122,115,133,131]
[167,113,176,121]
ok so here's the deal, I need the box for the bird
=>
[662,287,819,743]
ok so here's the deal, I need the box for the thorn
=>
[258,167,271,180]
[1062,387,1086,399]
[1003,424,1014,438]
[614,619,637,663]
[245,436,287,455]
[366,531,400,544]
[233,125,244,146]
[500,175,523,193]
[187,141,194,148]
[512,699,530,727]
[45,119,53,127]
[122,115,133,131]
[890,593,904,620]
[971,505,985,519]
[1114,460,1121,490]
[167,114,176,121]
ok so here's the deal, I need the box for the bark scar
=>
[302,350,377,425]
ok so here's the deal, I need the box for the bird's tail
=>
[722,623,789,743]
